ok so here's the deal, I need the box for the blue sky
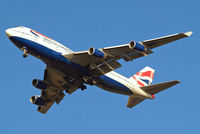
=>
[0,0,199,133]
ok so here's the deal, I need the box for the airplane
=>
[5,26,192,114]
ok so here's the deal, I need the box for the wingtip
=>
[184,31,193,37]
[175,80,181,84]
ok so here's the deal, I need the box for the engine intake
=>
[30,95,46,106]
[32,79,47,90]
[129,41,146,52]
[88,47,106,58]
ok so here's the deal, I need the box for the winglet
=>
[184,31,193,37]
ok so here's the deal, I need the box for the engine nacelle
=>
[32,79,47,90]
[129,41,146,52]
[88,47,106,58]
[30,95,46,106]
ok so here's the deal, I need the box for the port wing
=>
[127,96,144,108]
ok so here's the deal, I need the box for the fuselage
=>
[6,26,152,99]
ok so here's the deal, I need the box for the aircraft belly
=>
[9,36,87,77]
[96,75,133,95]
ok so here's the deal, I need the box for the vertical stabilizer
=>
[129,66,155,87]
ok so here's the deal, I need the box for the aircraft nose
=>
[5,28,16,37]
[5,28,12,37]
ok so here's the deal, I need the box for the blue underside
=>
[97,75,132,95]
[9,36,87,75]
[9,36,132,95]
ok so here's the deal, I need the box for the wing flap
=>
[36,90,65,114]
[122,50,153,61]
[64,52,103,67]
[38,101,54,114]
[141,80,180,95]
[90,59,122,76]
[102,44,136,59]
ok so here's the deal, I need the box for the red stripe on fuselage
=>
[31,30,52,40]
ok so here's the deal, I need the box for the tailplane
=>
[127,80,180,108]
[127,66,180,108]
[140,80,180,95]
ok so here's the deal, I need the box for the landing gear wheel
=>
[83,76,94,86]
[65,89,70,93]
[87,79,94,86]
[81,85,87,91]
[21,46,28,58]
[22,53,28,58]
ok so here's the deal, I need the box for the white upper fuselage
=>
[6,26,72,55]
[6,26,152,99]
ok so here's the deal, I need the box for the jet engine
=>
[88,47,106,58]
[32,79,47,90]
[30,95,46,106]
[129,41,147,52]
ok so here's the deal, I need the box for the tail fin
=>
[129,66,155,87]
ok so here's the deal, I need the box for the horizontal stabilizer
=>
[127,96,144,108]
[141,80,180,95]
[127,80,180,108]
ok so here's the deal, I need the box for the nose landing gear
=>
[21,46,28,58]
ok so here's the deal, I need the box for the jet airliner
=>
[5,26,192,114]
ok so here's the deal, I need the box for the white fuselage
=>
[6,26,72,55]
[104,71,152,98]
[6,26,152,99]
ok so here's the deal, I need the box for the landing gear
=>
[81,85,87,91]
[83,76,95,86]
[22,53,28,58]
[21,46,28,58]
[65,89,70,93]
[77,83,87,91]
[87,79,94,86]
[63,84,70,93]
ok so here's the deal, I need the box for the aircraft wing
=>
[64,31,192,76]
[35,66,80,114]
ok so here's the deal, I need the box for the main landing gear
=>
[21,46,28,58]
[81,85,87,91]
[64,83,87,94]
[78,83,87,91]
[83,76,95,86]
